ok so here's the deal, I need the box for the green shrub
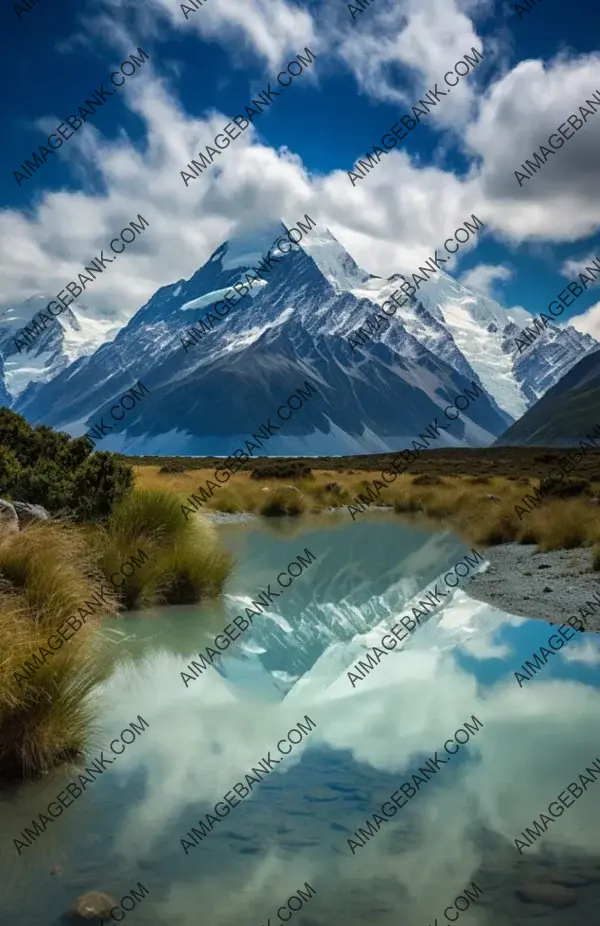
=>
[159,461,187,474]
[412,474,445,486]
[250,461,313,480]
[259,487,306,517]
[540,477,591,500]
[0,448,21,495]
[0,409,133,521]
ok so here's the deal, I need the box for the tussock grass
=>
[132,465,600,560]
[154,524,233,604]
[108,487,187,543]
[90,488,233,607]
[259,486,306,518]
[515,499,594,551]
[592,546,600,571]
[0,524,115,781]
[0,521,111,630]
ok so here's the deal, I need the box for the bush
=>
[592,546,600,571]
[159,461,188,474]
[540,477,591,500]
[259,486,306,517]
[412,474,445,487]
[0,409,133,522]
[250,461,313,481]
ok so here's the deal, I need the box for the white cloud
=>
[570,301,600,339]
[336,0,486,128]
[466,53,600,241]
[459,262,513,299]
[4,0,600,337]
[92,0,318,72]
[562,636,600,667]
[561,251,600,278]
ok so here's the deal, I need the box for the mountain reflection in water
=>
[1,513,600,926]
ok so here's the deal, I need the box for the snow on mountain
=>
[8,222,597,454]
[0,296,120,401]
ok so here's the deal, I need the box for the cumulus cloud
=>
[466,53,600,240]
[561,251,600,278]
[570,300,600,340]
[459,263,513,299]
[4,0,600,337]
[335,0,486,128]
[562,636,600,667]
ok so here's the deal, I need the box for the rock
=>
[68,891,117,920]
[261,487,270,492]
[279,485,302,496]
[324,482,341,492]
[12,502,50,526]
[0,499,19,536]
[484,494,501,501]
[537,564,551,569]
[515,883,577,908]
[543,586,552,593]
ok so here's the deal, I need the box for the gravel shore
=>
[467,543,600,633]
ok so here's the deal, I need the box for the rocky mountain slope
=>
[6,223,597,455]
[496,346,600,445]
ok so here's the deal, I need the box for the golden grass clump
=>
[0,522,115,781]
[259,486,307,518]
[89,488,233,608]
[154,520,233,604]
[0,520,109,631]
[516,498,593,551]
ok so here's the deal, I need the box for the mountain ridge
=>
[5,222,597,455]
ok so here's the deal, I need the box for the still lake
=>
[3,512,600,926]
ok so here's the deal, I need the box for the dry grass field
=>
[133,461,600,563]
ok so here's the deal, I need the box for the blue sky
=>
[2,0,600,340]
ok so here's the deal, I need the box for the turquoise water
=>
[2,512,600,926]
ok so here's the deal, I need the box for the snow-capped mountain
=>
[0,296,120,402]
[7,223,597,455]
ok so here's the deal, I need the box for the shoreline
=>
[467,543,600,633]
[204,509,600,632]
